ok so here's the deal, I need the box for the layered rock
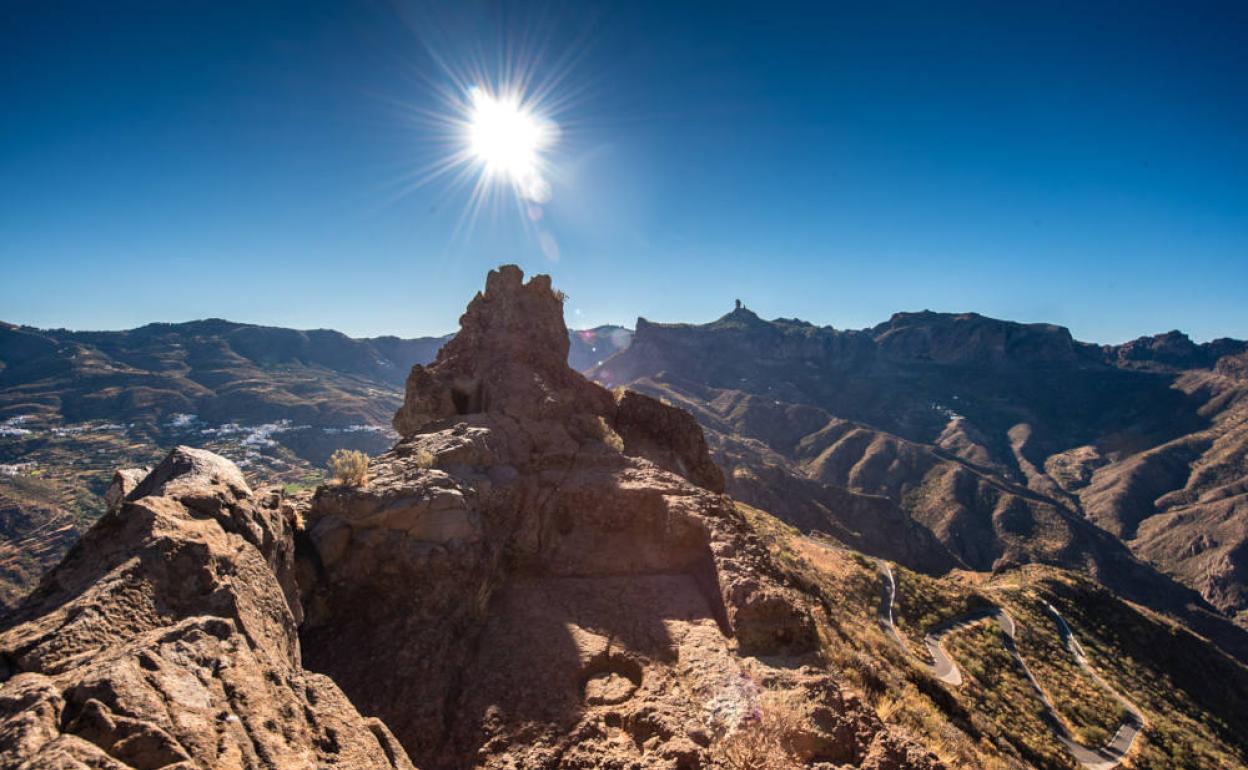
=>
[0,445,412,770]
[300,266,936,769]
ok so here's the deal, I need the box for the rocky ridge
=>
[0,317,631,614]
[0,267,941,770]
[299,266,937,768]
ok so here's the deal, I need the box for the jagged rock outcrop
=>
[1218,351,1248,381]
[392,267,615,437]
[0,267,945,770]
[0,445,413,769]
[103,468,148,513]
[301,266,937,769]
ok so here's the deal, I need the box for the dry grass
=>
[714,692,805,770]
[944,621,1073,769]
[997,571,1248,770]
[327,448,369,486]
[738,501,1248,770]
[596,416,625,452]
[578,413,625,451]
[411,448,437,469]
[738,503,1041,770]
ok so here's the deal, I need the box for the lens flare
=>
[465,87,555,203]
[380,23,581,247]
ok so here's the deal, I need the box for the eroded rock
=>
[1,265,941,770]
[0,448,414,770]
[299,266,935,770]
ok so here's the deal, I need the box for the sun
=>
[464,86,555,203]
[390,60,569,232]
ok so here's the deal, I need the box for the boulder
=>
[0,447,415,770]
[103,467,148,513]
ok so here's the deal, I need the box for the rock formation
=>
[0,445,412,769]
[0,266,943,769]
[303,265,934,768]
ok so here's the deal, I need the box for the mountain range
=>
[590,307,1248,639]
[3,268,1248,770]
[5,305,1247,636]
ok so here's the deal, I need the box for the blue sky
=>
[2,1,1246,343]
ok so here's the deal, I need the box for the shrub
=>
[576,414,625,451]
[328,449,369,487]
[714,692,805,770]
[412,448,437,469]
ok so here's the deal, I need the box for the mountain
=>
[0,267,943,770]
[591,306,1248,644]
[4,268,1247,770]
[568,324,634,371]
[0,319,629,610]
[0,318,631,431]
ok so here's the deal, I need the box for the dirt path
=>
[872,559,1144,770]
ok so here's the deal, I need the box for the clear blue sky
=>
[2,1,1246,343]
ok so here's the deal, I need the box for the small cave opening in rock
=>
[450,387,471,415]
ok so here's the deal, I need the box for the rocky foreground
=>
[0,266,939,769]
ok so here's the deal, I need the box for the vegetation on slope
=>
[943,621,1072,768]
[738,501,1248,770]
[1004,569,1248,769]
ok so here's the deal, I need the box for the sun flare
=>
[464,86,555,203]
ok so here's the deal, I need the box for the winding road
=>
[873,560,1145,770]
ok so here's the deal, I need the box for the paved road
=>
[872,559,1144,770]
[1043,602,1147,770]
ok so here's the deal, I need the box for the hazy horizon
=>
[3,1,1246,344]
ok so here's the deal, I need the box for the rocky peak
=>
[1110,329,1202,369]
[292,267,943,769]
[392,265,721,490]
[462,265,570,365]
[394,264,614,436]
[713,303,765,328]
[127,444,251,502]
[1109,330,1248,372]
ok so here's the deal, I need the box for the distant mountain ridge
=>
[5,304,1248,642]
[0,318,632,428]
[592,304,1248,654]
[0,318,446,428]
